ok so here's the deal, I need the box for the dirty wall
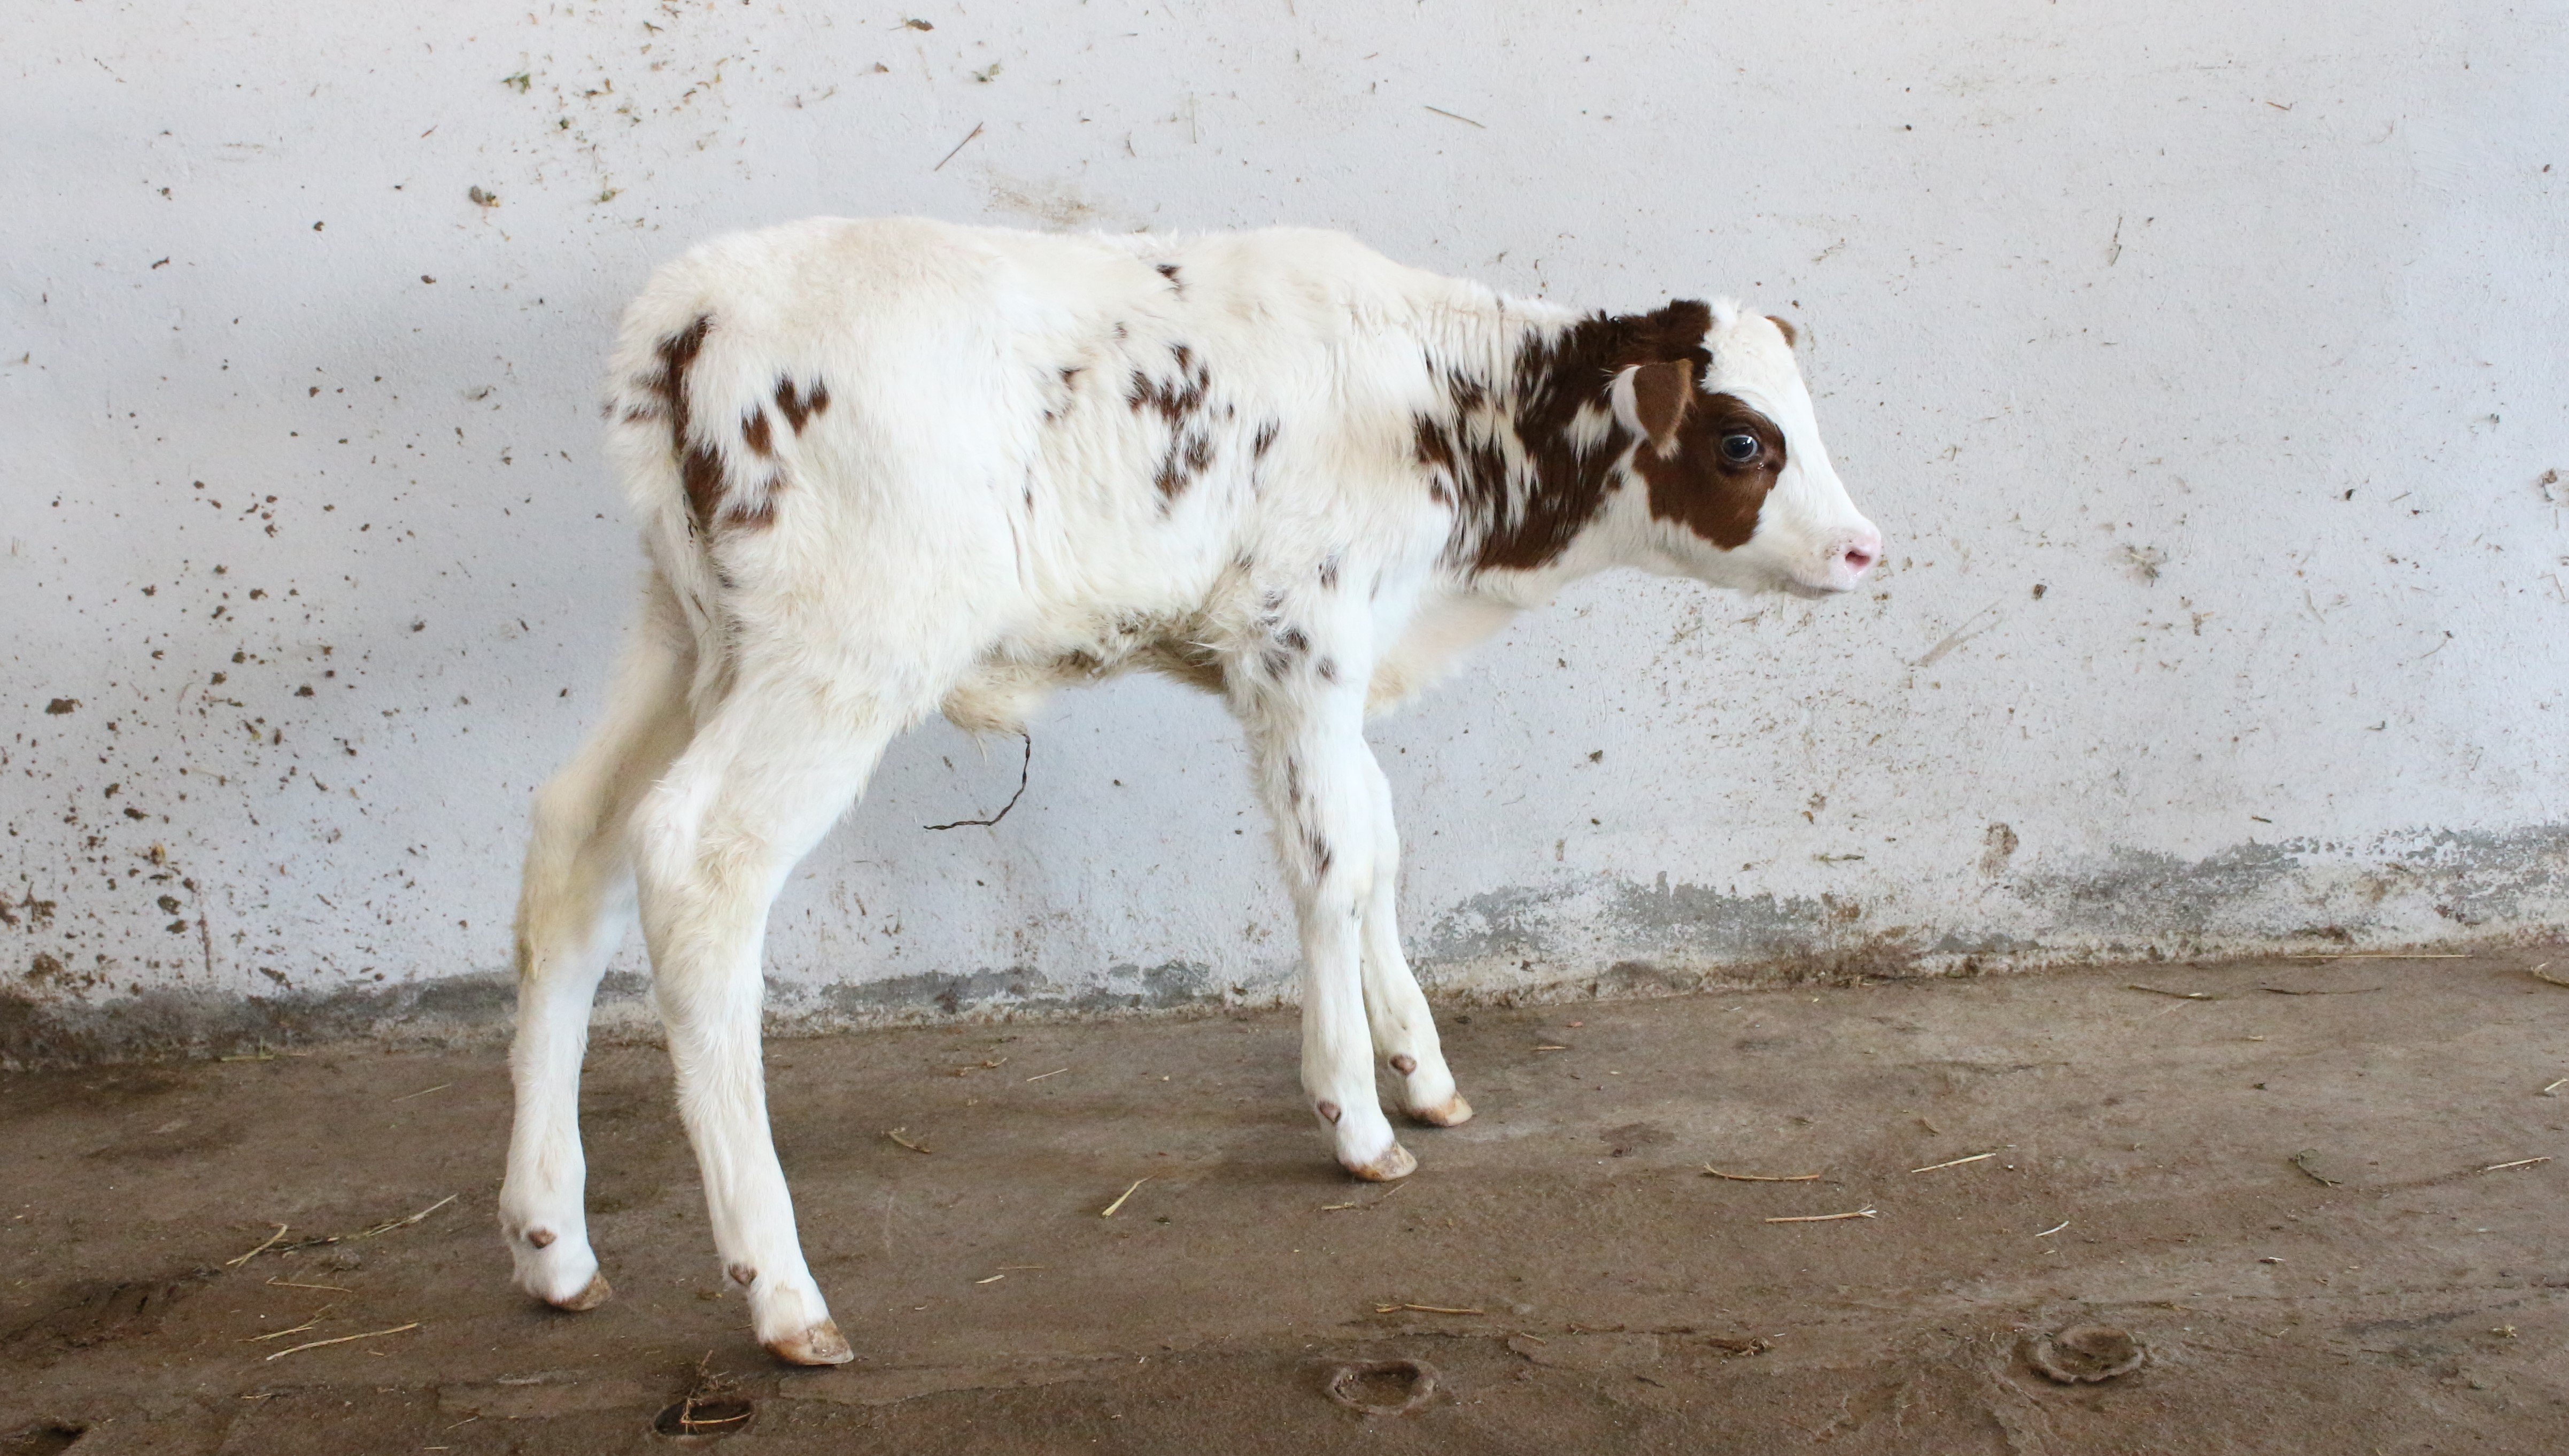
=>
[5,1,2565,1061]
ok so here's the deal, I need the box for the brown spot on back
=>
[773,378,807,433]
[650,316,716,532]
[741,408,773,458]
[1155,261,1183,291]
[774,376,831,435]
[723,488,780,531]
[679,444,725,532]
[1130,345,1216,503]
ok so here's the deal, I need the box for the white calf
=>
[500,217,1881,1365]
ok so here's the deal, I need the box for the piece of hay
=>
[1765,1207,1876,1223]
[261,1322,420,1361]
[226,1223,290,1267]
[354,1193,458,1239]
[1099,1176,1149,1218]
[2290,1150,2343,1187]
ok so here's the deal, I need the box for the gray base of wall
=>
[7,824,2564,1067]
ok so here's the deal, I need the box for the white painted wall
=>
[7,1,2565,1054]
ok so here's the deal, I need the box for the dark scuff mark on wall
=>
[5,826,2563,1068]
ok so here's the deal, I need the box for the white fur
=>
[498,216,1879,1362]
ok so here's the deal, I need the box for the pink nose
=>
[1840,534,1881,577]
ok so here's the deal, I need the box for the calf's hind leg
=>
[629,673,903,1366]
[500,581,696,1310]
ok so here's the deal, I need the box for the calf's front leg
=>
[1245,681,1413,1181]
[1357,756,1471,1127]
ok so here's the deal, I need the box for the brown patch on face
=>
[1416,300,1715,572]
[1632,391,1786,550]
[1766,315,1799,348]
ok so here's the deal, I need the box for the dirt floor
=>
[5,951,2568,1454]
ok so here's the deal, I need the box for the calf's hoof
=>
[550,1271,614,1312]
[765,1319,855,1367]
[1343,1141,1418,1182]
[1409,1093,1474,1127]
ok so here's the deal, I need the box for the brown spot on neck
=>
[1419,300,1715,572]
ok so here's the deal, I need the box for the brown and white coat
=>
[501,217,1882,1365]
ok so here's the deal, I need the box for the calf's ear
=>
[1613,360,1694,451]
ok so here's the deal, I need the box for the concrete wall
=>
[7,1,2565,1060]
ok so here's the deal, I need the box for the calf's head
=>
[1608,303,1881,595]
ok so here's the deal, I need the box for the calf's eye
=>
[1719,433,1761,463]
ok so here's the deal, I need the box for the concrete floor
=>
[4,951,2567,1454]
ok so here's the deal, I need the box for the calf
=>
[500,217,1881,1365]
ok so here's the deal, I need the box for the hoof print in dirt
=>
[2026,1324,2146,1384]
[652,1355,755,1443]
[2,1422,90,1456]
[1326,1358,1438,1415]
